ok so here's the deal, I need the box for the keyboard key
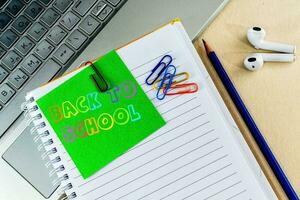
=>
[53,0,73,13]
[0,29,18,48]
[35,40,54,59]
[54,44,74,64]
[2,51,22,70]
[47,25,67,45]
[39,0,53,6]
[12,15,31,34]
[0,46,6,58]
[45,59,62,71]
[28,23,47,41]
[0,66,9,83]
[73,0,97,16]
[107,0,121,6]
[92,1,106,16]
[41,9,60,27]
[0,13,12,30]
[21,54,42,74]
[8,69,29,89]
[60,11,80,30]
[79,15,100,35]
[24,2,44,20]
[98,5,113,21]
[66,30,87,49]
[15,36,35,55]
[0,84,15,104]
[5,0,25,16]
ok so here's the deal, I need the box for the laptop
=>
[0,0,229,199]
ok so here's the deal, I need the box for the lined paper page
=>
[31,21,276,200]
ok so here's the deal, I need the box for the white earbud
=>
[244,53,295,71]
[247,27,296,53]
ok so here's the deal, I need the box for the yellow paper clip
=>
[152,72,190,90]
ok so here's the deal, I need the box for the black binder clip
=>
[85,61,108,92]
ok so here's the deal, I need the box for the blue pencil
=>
[203,39,299,200]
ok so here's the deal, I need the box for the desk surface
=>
[195,0,300,197]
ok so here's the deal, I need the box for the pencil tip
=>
[201,39,212,54]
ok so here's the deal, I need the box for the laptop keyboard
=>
[0,0,127,137]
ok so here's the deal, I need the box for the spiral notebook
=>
[24,20,277,200]
[34,50,166,179]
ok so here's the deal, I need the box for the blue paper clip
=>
[145,55,173,85]
[156,64,176,100]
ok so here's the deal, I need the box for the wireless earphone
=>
[244,53,295,71]
[247,27,296,53]
[244,26,296,71]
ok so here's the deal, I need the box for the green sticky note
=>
[37,50,165,178]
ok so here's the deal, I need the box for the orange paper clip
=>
[165,83,199,95]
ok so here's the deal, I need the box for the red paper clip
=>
[165,83,199,95]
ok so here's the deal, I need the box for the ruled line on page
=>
[67,101,197,165]
[203,181,243,200]
[68,95,199,165]
[130,51,172,71]
[97,141,222,194]
[155,94,182,108]
[167,105,204,123]
[67,91,196,165]
[159,164,235,200]
[117,149,229,200]
[82,137,220,196]
[93,152,228,199]
[135,63,180,80]
[135,164,235,200]
[133,60,179,80]
[161,96,197,115]
[224,189,247,200]
[130,113,208,151]
[71,110,209,171]
[138,64,181,89]
[150,93,181,102]
[78,123,213,185]
[182,179,242,200]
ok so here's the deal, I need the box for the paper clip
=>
[152,72,190,90]
[85,61,108,92]
[145,55,173,85]
[165,83,198,95]
[156,64,176,100]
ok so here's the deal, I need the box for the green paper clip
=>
[85,61,108,92]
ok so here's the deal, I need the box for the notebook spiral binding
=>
[22,96,77,200]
